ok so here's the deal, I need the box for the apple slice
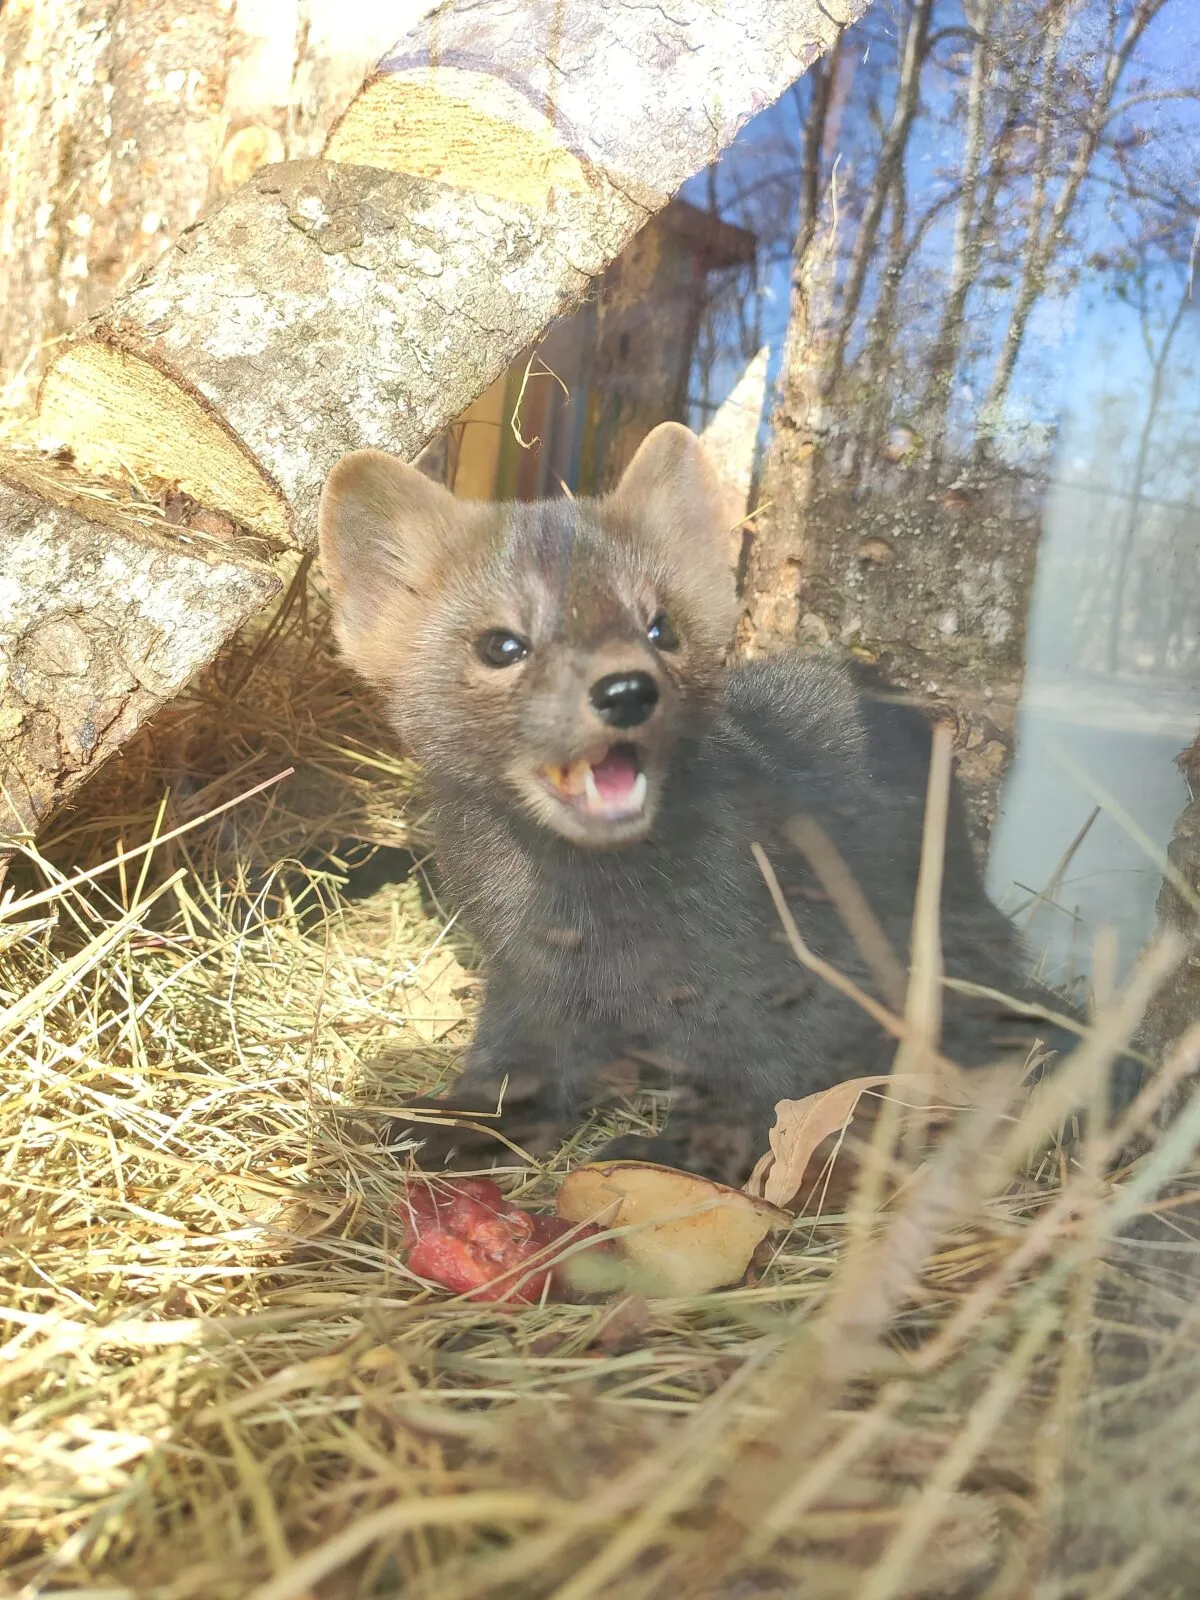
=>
[555,1161,791,1296]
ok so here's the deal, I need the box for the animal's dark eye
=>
[476,629,530,668]
[647,612,679,652]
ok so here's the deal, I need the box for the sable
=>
[320,424,1065,1182]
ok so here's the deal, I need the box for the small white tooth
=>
[583,764,601,811]
[629,771,648,812]
[567,758,590,796]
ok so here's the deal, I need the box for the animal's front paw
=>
[592,1134,683,1167]
[594,1120,757,1188]
[384,1071,565,1171]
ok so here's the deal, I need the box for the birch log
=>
[0,478,280,844]
[0,0,414,413]
[3,0,870,850]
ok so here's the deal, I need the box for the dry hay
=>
[2,568,1200,1600]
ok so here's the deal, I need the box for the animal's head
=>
[318,422,735,848]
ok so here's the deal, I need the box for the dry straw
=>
[2,568,1199,1599]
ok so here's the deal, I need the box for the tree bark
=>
[737,40,849,655]
[0,0,413,415]
[0,475,279,844]
[918,0,996,460]
[1,0,871,853]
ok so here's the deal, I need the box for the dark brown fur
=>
[319,426,1060,1181]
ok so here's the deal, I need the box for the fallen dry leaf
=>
[556,1161,790,1295]
[397,946,470,1043]
[743,1075,973,1210]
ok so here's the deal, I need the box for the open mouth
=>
[540,743,648,821]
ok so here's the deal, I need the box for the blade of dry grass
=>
[750,841,959,1086]
[893,720,952,1075]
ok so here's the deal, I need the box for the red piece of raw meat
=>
[398,1177,607,1303]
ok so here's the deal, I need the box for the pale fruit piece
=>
[555,1162,791,1296]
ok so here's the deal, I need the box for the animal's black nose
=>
[589,671,660,728]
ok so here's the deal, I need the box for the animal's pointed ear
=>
[607,423,736,630]
[609,424,727,544]
[318,450,479,688]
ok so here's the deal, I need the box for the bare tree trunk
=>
[1104,284,1190,673]
[820,0,934,398]
[919,0,996,460]
[850,171,942,479]
[981,0,1168,427]
[738,40,847,654]
[0,0,869,853]
[742,0,938,657]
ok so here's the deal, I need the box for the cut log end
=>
[323,68,591,209]
[36,339,291,547]
[0,478,282,858]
